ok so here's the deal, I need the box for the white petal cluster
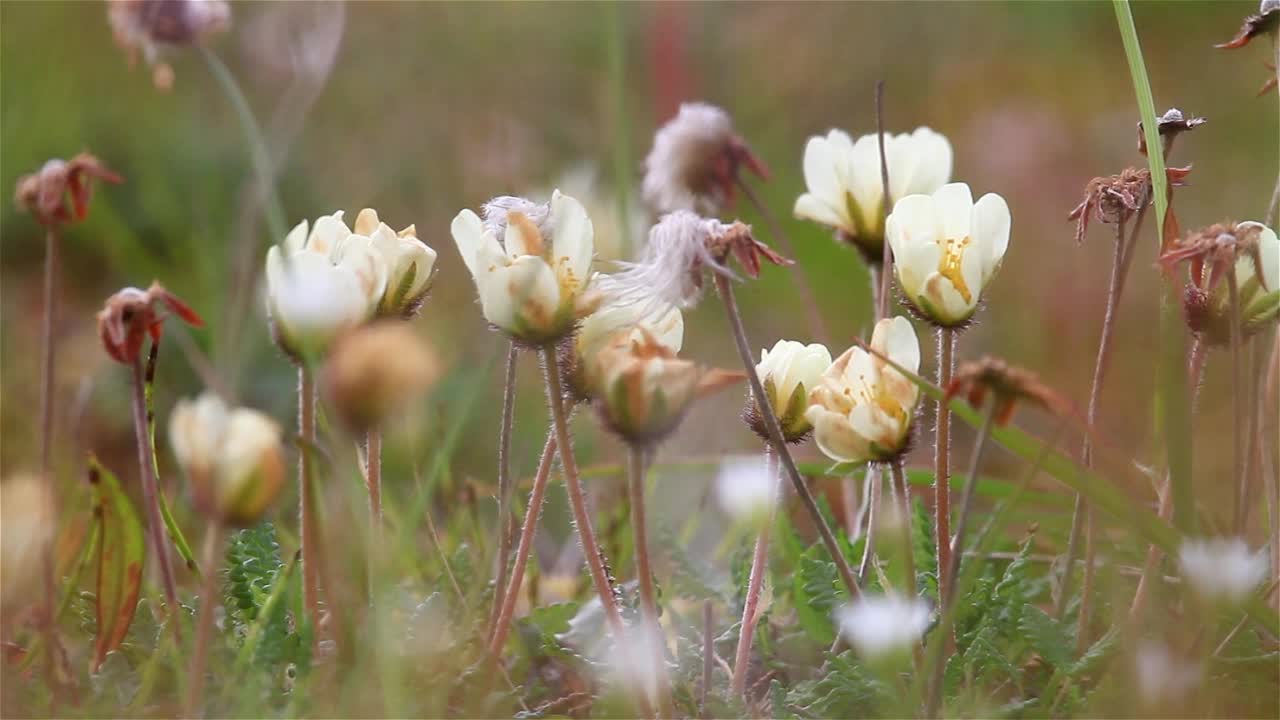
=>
[714,454,778,527]
[796,127,952,256]
[1177,536,1268,604]
[835,594,931,660]
[642,102,739,216]
[451,190,596,344]
[353,208,437,318]
[753,340,832,441]
[805,317,921,463]
[887,183,1011,326]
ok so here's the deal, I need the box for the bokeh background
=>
[1,1,1274,563]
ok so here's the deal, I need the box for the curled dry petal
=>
[97,281,203,364]
[14,153,123,227]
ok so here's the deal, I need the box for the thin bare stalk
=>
[185,523,225,717]
[875,80,893,320]
[628,446,673,717]
[1270,37,1280,227]
[487,342,519,637]
[298,366,320,635]
[934,327,955,608]
[130,355,182,638]
[700,600,713,717]
[888,462,917,598]
[1228,272,1246,532]
[365,428,383,525]
[731,446,780,698]
[38,227,59,697]
[857,465,881,581]
[714,273,860,600]
[737,178,829,345]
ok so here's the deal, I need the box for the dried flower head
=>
[322,322,442,433]
[1216,0,1280,50]
[641,102,767,217]
[97,281,203,364]
[1137,109,1206,156]
[1068,166,1192,244]
[944,356,1073,426]
[108,0,231,90]
[14,153,123,227]
[602,211,790,311]
[1160,221,1279,344]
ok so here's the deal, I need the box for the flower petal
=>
[450,208,490,279]
[550,189,594,292]
[972,192,1011,284]
[932,183,974,244]
[794,193,846,230]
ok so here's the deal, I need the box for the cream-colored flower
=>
[323,322,441,432]
[1,475,53,618]
[1177,537,1268,605]
[574,292,683,397]
[265,211,388,360]
[795,127,952,258]
[451,190,597,344]
[748,340,832,442]
[887,183,1011,326]
[169,393,286,526]
[353,208,437,318]
[835,594,931,660]
[1232,222,1279,326]
[805,316,921,463]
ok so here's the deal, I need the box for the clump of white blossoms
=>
[835,594,932,660]
[641,102,766,217]
[451,190,598,345]
[805,316,921,463]
[795,127,952,259]
[1177,536,1268,604]
[886,183,1011,327]
[714,454,778,528]
[746,340,832,442]
[169,393,286,526]
[353,208,436,318]
[265,211,388,360]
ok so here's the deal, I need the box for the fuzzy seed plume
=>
[600,210,738,311]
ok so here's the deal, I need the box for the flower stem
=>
[184,523,225,717]
[1270,36,1280,228]
[131,355,182,639]
[934,327,955,610]
[715,273,860,600]
[941,401,996,611]
[365,427,383,526]
[700,600,713,716]
[731,446,780,698]
[889,461,917,599]
[298,366,320,636]
[38,227,59,698]
[875,80,893,320]
[1228,271,1246,533]
[487,432,557,655]
[540,348,627,634]
[856,465,881,581]
[628,445,674,717]
[487,342,519,638]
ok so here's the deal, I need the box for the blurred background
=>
[1,1,1274,564]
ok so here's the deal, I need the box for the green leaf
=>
[88,457,147,673]
[792,545,839,646]
[1070,626,1120,679]
[912,496,938,601]
[1018,604,1072,670]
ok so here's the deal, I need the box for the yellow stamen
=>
[938,236,973,304]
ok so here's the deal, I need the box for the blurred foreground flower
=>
[1177,537,1268,605]
[715,454,777,528]
[169,393,285,526]
[745,340,831,443]
[835,594,931,660]
[887,183,1011,327]
[641,102,766,216]
[353,209,436,319]
[451,191,598,345]
[265,211,388,361]
[1134,640,1201,709]
[945,356,1074,426]
[806,317,921,464]
[795,127,951,260]
[1162,221,1279,344]
[14,153,123,227]
[97,282,203,364]
[323,322,441,433]
[107,0,230,90]
[1,475,54,619]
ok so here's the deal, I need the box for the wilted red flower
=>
[944,356,1073,426]
[1216,2,1279,50]
[97,282,203,364]
[107,0,231,90]
[1068,166,1192,244]
[641,102,769,217]
[13,153,123,227]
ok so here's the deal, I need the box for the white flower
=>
[835,594,931,659]
[1234,222,1279,326]
[805,316,921,463]
[575,292,683,397]
[169,393,286,526]
[642,102,764,216]
[353,208,437,318]
[265,211,389,359]
[715,454,778,527]
[750,340,832,442]
[451,190,597,344]
[887,183,1011,326]
[1177,536,1268,604]
[1134,640,1201,708]
[795,127,952,257]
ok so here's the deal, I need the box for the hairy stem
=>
[184,523,225,717]
[131,356,182,638]
[298,366,320,636]
[715,273,860,600]
[857,465,882,581]
[731,446,780,698]
[487,343,519,638]
[889,462,917,599]
[934,327,955,610]
[701,600,713,717]
[629,445,673,717]
[876,80,893,320]
[38,227,59,697]
[365,427,383,526]
[1228,272,1246,533]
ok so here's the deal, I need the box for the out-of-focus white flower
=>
[715,454,778,527]
[795,128,952,258]
[835,594,931,659]
[1232,222,1279,326]
[107,0,231,90]
[323,322,442,432]
[748,340,832,442]
[265,211,388,360]
[805,317,921,463]
[451,190,598,344]
[642,102,766,217]
[1177,536,1268,604]
[1134,640,1201,709]
[169,393,286,526]
[887,183,1011,327]
[352,209,436,318]
[1,475,53,618]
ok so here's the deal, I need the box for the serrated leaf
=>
[1070,625,1120,679]
[88,458,146,673]
[912,496,938,601]
[1018,604,1072,670]
[792,545,839,646]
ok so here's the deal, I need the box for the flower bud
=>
[169,393,286,526]
[322,322,441,433]
[353,208,437,318]
[1,475,54,620]
[745,339,832,443]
